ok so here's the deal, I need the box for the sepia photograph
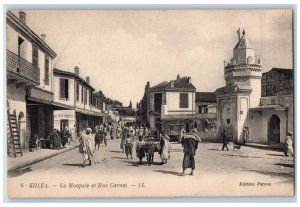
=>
[5,8,294,198]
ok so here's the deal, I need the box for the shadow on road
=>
[63,163,83,167]
[110,150,122,154]
[153,169,181,176]
[245,169,294,178]
[274,163,294,168]
[111,156,127,160]
[8,167,32,178]
[266,154,285,157]
[207,149,221,151]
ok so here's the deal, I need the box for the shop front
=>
[53,110,76,140]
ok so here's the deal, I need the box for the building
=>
[195,92,217,132]
[215,29,293,144]
[53,67,107,138]
[248,68,293,144]
[215,29,263,142]
[141,75,197,139]
[6,10,57,153]
[261,68,293,97]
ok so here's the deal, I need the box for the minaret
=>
[224,29,263,108]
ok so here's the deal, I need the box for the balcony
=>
[224,63,262,74]
[7,49,40,85]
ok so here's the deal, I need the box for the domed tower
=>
[224,29,263,108]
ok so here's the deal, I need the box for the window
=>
[44,56,49,85]
[32,45,39,68]
[76,82,79,101]
[154,93,162,113]
[90,91,93,105]
[179,93,188,108]
[81,85,84,103]
[227,119,230,124]
[199,105,208,114]
[59,78,69,99]
[84,88,87,104]
[18,36,25,58]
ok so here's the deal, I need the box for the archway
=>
[268,114,280,144]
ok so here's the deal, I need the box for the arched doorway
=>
[268,114,280,144]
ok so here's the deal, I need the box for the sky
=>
[12,9,293,107]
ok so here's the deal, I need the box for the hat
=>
[86,128,92,132]
[288,131,293,136]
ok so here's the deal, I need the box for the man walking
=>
[222,129,229,151]
[79,128,94,167]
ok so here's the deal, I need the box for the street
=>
[8,139,294,197]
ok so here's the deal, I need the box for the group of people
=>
[46,127,72,150]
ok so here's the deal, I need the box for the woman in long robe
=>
[284,131,294,157]
[159,132,171,164]
[181,137,198,176]
[79,128,94,167]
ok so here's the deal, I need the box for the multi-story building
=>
[53,67,107,138]
[6,10,57,152]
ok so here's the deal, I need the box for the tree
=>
[128,100,132,108]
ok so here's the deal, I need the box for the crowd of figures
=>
[29,127,72,151]
[78,122,202,176]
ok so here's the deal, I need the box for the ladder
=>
[7,109,23,157]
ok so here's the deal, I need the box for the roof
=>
[7,11,57,58]
[250,105,287,111]
[215,85,252,95]
[234,33,253,50]
[53,68,95,91]
[195,92,216,103]
[149,76,196,92]
[264,68,293,75]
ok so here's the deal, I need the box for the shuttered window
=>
[76,82,79,101]
[59,78,69,99]
[179,93,188,108]
[44,56,49,85]
[81,85,84,103]
[32,45,39,68]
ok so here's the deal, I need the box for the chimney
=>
[74,66,80,76]
[170,80,175,88]
[177,74,180,80]
[86,76,90,84]
[41,33,46,42]
[145,81,150,90]
[187,77,191,84]
[19,11,26,25]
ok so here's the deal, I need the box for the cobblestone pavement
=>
[7,139,294,197]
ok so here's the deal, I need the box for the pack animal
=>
[233,143,242,151]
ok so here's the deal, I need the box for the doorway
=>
[268,114,280,144]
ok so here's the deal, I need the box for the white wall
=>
[165,91,195,115]
[53,75,75,107]
[7,84,27,149]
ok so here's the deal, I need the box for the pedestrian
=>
[110,124,116,139]
[136,136,146,164]
[180,136,199,176]
[61,127,71,148]
[159,131,172,164]
[116,125,122,139]
[284,131,294,157]
[242,126,249,144]
[144,127,149,139]
[222,129,229,151]
[125,128,134,159]
[94,128,104,150]
[120,126,128,153]
[179,127,186,143]
[51,129,62,150]
[79,128,94,167]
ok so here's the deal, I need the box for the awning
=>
[52,102,75,110]
[75,108,107,117]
